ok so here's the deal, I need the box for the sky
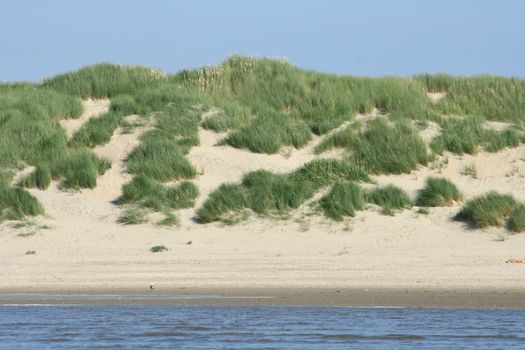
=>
[0,0,524,81]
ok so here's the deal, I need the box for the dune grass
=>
[417,177,462,207]
[317,119,429,174]
[508,205,525,233]
[70,111,122,148]
[51,151,111,189]
[241,170,313,214]
[126,139,196,181]
[434,76,525,124]
[196,184,249,223]
[320,182,365,221]
[0,180,44,222]
[3,57,525,226]
[455,192,522,230]
[121,176,198,211]
[365,185,412,215]
[118,207,147,225]
[224,109,311,154]
[288,159,371,189]
[18,165,51,190]
[431,116,521,155]
[42,63,166,98]
[197,159,372,223]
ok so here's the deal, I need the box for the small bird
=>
[149,282,155,290]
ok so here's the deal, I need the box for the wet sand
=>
[2,287,525,308]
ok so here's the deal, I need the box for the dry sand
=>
[1,99,525,307]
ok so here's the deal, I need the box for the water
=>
[1,304,524,349]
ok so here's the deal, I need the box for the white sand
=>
[1,100,525,292]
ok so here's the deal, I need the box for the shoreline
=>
[2,286,525,308]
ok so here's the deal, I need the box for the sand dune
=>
[1,100,525,295]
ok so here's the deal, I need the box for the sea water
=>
[1,304,524,349]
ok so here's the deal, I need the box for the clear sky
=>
[1,0,524,81]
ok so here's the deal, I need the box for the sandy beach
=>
[2,99,525,308]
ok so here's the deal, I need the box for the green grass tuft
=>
[508,205,525,233]
[365,184,412,215]
[42,63,166,98]
[117,207,147,225]
[150,245,169,253]
[455,192,518,228]
[241,170,313,214]
[431,116,521,155]
[224,109,311,154]
[70,111,122,148]
[289,159,371,189]
[417,177,462,207]
[319,119,428,174]
[196,184,249,223]
[0,185,44,222]
[18,165,51,190]
[126,139,196,182]
[52,151,111,189]
[121,176,198,211]
[320,182,365,221]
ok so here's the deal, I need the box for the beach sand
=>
[2,99,525,308]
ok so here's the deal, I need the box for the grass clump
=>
[0,185,44,222]
[42,63,166,98]
[197,159,372,224]
[431,116,521,155]
[434,76,525,124]
[52,151,110,189]
[150,245,168,253]
[121,176,198,211]
[157,211,178,226]
[18,165,51,190]
[455,192,518,229]
[289,159,371,189]
[319,119,428,174]
[118,207,147,225]
[320,182,365,221]
[127,139,196,182]
[241,170,313,214]
[365,184,412,215]
[196,184,248,223]
[462,163,477,178]
[417,177,462,207]
[166,182,199,209]
[508,205,525,233]
[224,110,311,154]
[70,112,122,148]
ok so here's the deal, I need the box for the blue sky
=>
[1,0,524,81]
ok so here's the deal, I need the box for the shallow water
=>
[1,304,524,349]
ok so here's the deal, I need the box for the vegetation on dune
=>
[288,159,371,189]
[417,177,462,207]
[18,165,51,190]
[42,63,166,98]
[70,111,122,148]
[121,176,199,211]
[317,119,429,174]
[320,182,365,221]
[3,57,525,225]
[365,185,412,215]
[431,116,521,155]
[224,109,311,154]
[50,150,111,189]
[197,159,373,223]
[436,77,525,124]
[455,192,525,232]
[196,183,249,223]
[0,174,44,223]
